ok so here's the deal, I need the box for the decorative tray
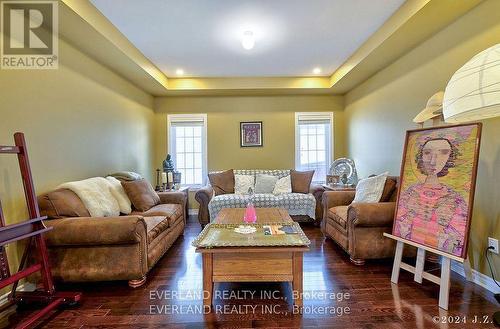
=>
[192,222,310,248]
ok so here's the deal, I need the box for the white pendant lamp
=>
[443,43,500,123]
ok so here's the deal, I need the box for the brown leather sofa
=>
[195,185,325,227]
[38,188,185,287]
[322,176,412,265]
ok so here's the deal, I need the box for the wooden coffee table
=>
[195,208,309,307]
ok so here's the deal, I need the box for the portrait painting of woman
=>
[393,123,481,258]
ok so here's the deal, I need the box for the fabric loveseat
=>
[195,169,325,227]
[38,180,185,287]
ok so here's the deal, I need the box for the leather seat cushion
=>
[144,204,182,218]
[132,204,182,219]
[135,204,182,243]
[328,206,349,229]
[144,216,170,243]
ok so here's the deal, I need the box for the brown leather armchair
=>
[195,185,325,227]
[322,176,409,265]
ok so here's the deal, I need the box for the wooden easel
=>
[384,233,472,310]
[0,132,81,328]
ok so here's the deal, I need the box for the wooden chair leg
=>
[128,276,147,288]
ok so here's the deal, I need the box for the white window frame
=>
[294,112,334,183]
[167,113,208,188]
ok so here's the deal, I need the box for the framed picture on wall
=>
[392,123,482,259]
[240,121,263,147]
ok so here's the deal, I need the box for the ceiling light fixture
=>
[175,68,184,76]
[313,67,322,75]
[241,31,255,50]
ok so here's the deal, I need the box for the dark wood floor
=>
[2,216,498,328]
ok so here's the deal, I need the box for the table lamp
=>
[443,43,500,325]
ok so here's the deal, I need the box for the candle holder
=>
[155,169,161,191]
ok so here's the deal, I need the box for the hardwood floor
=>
[1,215,498,328]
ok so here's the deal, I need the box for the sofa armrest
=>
[348,202,396,228]
[157,191,186,205]
[44,216,147,246]
[195,186,214,226]
[310,184,325,221]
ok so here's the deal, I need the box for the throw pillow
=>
[353,172,389,203]
[290,170,315,194]
[121,179,160,212]
[380,177,397,202]
[106,176,132,214]
[273,175,292,195]
[254,174,279,194]
[208,169,235,196]
[234,174,255,194]
[38,188,91,219]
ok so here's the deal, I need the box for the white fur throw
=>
[59,177,120,217]
[106,176,132,214]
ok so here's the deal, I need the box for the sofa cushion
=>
[209,169,235,196]
[234,174,254,195]
[328,206,349,230]
[353,172,388,203]
[143,204,183,219]
[273,175,292,195]
[254,174,278,194]
[144,216,170,242]
[290,170,314,194]
[121,179,160,212]
[380,177,397,202]
[38,188,90,219]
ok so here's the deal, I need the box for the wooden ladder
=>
[0,132,81,328]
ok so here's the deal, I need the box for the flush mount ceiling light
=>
[241,31,255,50]
[175,68,184,76]
[313,67,322,75]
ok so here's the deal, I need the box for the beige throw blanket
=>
[59,177,120,217]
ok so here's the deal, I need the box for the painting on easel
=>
[393,123,482,259]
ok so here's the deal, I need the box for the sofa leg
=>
[128,276,147,288]
[350,257,365,266]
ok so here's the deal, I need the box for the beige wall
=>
[344,0,500,276]
[0,38,155,268]
[155,95,345,209]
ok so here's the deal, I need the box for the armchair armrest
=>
[195,186,214,226]
[348,202,396,228]
[322,190,356,210]
[157,191,185,205]
[309,184,325,195]
[44,216,147,246]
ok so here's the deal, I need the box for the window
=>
[295,112,334,183]
[168,114,207,187]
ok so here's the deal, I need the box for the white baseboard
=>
[188,209,199,216]
[451,261,500,294]
[0,282,36,307]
